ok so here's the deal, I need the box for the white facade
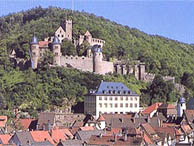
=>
[84,94,140,119]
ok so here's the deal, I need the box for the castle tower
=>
[65,20,72,42]
[139,63,146,81]
[93,47,103,74]
[30,36,39,69]
[52,36,61,66]
[177,97,186,117]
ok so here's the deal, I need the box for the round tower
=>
[177,97,186,117]
[30,36,39,69]
[93,47,103,74]
[52,36,61,66]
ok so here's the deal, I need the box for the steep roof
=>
[84,30,92,36]
[11,131,34,145]
[0,134,11,144]
[142,103,162,115]
[39,41,49,48]
[141,123,156,136]
[76,130,105,142]
[90,81,138,96]
[51,128,73,143]
[30,131,54,145]
[79,126,95,131]
[58,140,82,146]
[97,115,105,121]
[15,119,36,131]
[31,141,53,146]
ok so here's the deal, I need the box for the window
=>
[126,97,128,101]
[125,103,128,107]
[109,104,113,108]
[62,35,64,38]
[104,97,107,101]
[135,97,138,101]
[58,34,60,37]
[99,103,102,108]
[109,97,112,101]
[104,103,107,108]
[99,97,102,100]
[55,46,59,49]
[130,103,133,108]
[115,103,118,108]
[120,97,123,101]
[135,103,137,108]
[130,97,133,101]
[55,52,58,56]
[115,97,118,101]
[120,103,123,107]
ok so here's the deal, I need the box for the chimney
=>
[48,120,51,132]
[124,133,127,141]
[114,134,117,142]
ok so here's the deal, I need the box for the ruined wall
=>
[60,56,93,72]
[100,61,114,75]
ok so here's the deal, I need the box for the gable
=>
[55,26,65,35]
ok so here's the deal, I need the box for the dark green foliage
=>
[1,7,194,116]
[145,74,178,105]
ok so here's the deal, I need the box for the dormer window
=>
[102,90,106,94]
[113,90,116,94]
[118,91,121,94]
[109,90,112,94]
[128,91,130,94]
[123,91,126,94]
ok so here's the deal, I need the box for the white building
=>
[84,81,140,119]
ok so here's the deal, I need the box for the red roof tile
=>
[97,115,105,121]
[79,126,95,131]
[142,103,162,115]
[15,119,34,130]
[143,133,153,145]
[39,41,49,47]
[0,134,11,144]
[30,131,54,145]
[104,128,122,136]
[51,128,73,143]
[0,116,7,127]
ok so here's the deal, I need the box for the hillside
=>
[0,7,193,117]
[1,7,194,78]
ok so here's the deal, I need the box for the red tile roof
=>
[79,126,95,131]
[104,128,122,136]
[0,116,7,127]
[0,134,11,144]
[142,103,162,115]
[15,119,34,130]
[51,128,73,143]
[30,131,54,145]
[39,41,49,47]
[143,133,153,145]
[97,115,105,121]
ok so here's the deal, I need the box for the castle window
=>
[115,103,118,108]
[32,52,36,56]
[55,46,59,49]
[115,97,118,101]
[99,103,102,108]
[130,97,133,101]
[62,35,64,38]
[123,91,126,94]
[130,103,133,108]
[120,97,123,101]
[113,90,116,94]
[135,97,138,101]
[125,103,128,107]
[58,34,60,37]
[109,97,112,101]
[99,97,102,100]
[104,97,107,101]
[109,103,113,108]
[120,103,123,108]
[135,103,137,108]
[128,91,130,94]
[104,103,107,108]
[55,53,58,56]
[126,97,128,101]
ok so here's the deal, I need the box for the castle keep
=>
[29,19,175,83]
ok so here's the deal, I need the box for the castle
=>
[29,19,176,83]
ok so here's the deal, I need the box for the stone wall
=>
[60,56,93,72]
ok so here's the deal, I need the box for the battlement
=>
[91,38,105,44]
[63,55,89,60]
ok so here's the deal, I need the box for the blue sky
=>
[0,0,193,44]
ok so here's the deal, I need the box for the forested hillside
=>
[0,7,194,117]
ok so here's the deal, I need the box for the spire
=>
[30,35,38,45]
[52,36,60,45]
